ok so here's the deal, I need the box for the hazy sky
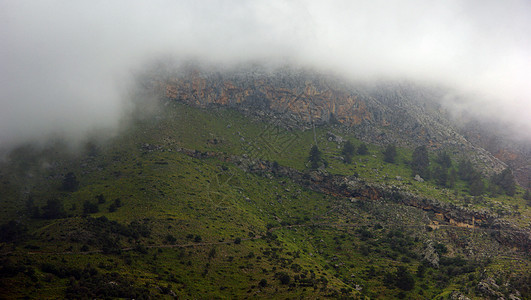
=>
[2,0,531,150]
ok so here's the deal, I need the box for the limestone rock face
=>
[160,65,509,175]
[414,174,424,182]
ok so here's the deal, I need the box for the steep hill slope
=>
[1,99,529,299]
[161,65,507,175]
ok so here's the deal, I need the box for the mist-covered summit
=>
[155,64,513,176]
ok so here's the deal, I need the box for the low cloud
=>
[2,0,530,151]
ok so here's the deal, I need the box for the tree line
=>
[308,141,518,198]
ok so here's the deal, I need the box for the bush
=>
[276,272,291,285]
[259,279,268,287]
[41,199,66,219]
[434,243,448,255]
[342,141,355,164]
[357,143,369,155]
[383,144,397,163]
[469,178,485,196]
[65,270,150,299]
[0,221,27,242]
[208,248,216,258]
[411,146,429,178]
[308,145,323,169]
[96,194,106,204]
[436,151,452,168]
[109,198,122,212]
[433,166,448,187]
[165,234,177,244]
[83,201,99,214]
[395,266,415,291]
[490,168,516,196]
[62,172,79,192]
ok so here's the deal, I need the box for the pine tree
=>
[383,144,397,163]
[457,159,475,182]
[469,177,484,196]
[395,266,415,291]
[448,168,457,188]
[524,190,531,207]
[62,172,79,192]
[357,143,369,155]
[433,166,448,187]
[490,168,516,196]
[524,190,531,201]
[41,199,66,219]
[341,141,355,164]
[411,146,429,179]
[308,145,322,169]
[499,169,516,196]
[436,151,452,169]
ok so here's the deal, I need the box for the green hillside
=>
[0,100,529,299]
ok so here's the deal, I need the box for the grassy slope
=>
[0,100,529,299]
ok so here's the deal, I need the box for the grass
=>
[0,100,529,299]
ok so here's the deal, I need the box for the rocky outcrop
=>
[170,146,531,254]
[160,65,507,175]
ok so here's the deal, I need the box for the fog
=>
[2,0,531,152]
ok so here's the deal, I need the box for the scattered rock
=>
[414,174,424,182]
[450,291,471,300]
[477,278,504,299]
[423,240,439,268]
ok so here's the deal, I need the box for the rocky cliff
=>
[160,64,507,175]
[173,146,531,254]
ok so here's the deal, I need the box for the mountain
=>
[162,65,510,175]
[0,64,529,299]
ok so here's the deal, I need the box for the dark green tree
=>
[457,159,475,182]
[271,161,280,174]
[83,201,99,214]
[411,146,429,178]
[0,220,28,242]
[487,180,503,196]
[62,172,79,192]
[342,140,355,164]
[469,177,485,196]
[524,190,531,206]
[276,272,291,285]
[96,194,106,204]
[41,199,66,219]
[436,151,452,169]
[433,166,448,187]
[448,168,457,188]
[383,144,397,163]
[308,145,322,169]
[258,278,268,287]
[395,266,415,291]
[491,168,516,196]
[357,143,369,155]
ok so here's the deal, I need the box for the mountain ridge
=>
[160,65,510,177]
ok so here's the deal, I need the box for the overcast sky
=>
[1,0,531,150]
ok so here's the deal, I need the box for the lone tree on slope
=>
[342,140,355,164]
[383,144,397,163]
[411,145,429,179]
[309,145,323,169]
